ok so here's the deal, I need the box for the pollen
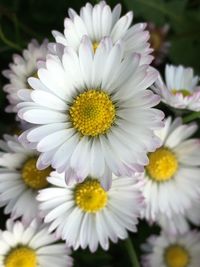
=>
[74,179,108,213]
[171,89,191,97]
[165,245,190,267]
[5,246,37,267]
[146,147,178,182]
[92,42,99,53]
[69,90,116,137]
[22,157,51,189]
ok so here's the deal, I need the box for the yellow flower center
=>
[150,32,162,51]
[32,71,38,79]
[5,246,37,267]
[26,71,38,89]
[74,179,108,212]
[165,245,190,267]
[69,90,116,137]
[146,147,178,182]
[171,89,191,97]
[92,42,99,53]
[21,158,51,189]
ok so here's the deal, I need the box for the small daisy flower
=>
[147,23,170,66]
[140,116,200,220]
[0,219,73,267]
[2,39,48,113]
[17,36,163,189]
[52,1,153,64]
[0,134,53,222]
[37,171,144,252]
[141,231,200,267]
[152,64,200,111]
[158,200,200,235]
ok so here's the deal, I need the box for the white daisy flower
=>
[152,64,200,111]
[2,39,48,113]
[37,171,144,252]
[141,231,200,267]
[158,200,200,235]
[0,134,53,222]
[140,116,200,220]
[17,36,163,189]
[0,219,73,267]
[52,1,153,64]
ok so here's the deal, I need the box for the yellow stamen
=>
[93,42,99,53]
[171,89,191,97]
[22,158,51,189]
[5,246,37,267]
[74,179,107,213]
[146,147,178,182]
[165,245,190,267]
[69,90,116,137]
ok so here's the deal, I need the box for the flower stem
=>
[124,236,140,267]
[182,112,200,123]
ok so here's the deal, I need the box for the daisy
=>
[52,1,153,64]
[0,219,73,267]
[0,134,53,222]
[2,39,48,113]
[140,116,200,220]
[152,64,200,111]
[37,171,144,252]
[158,200,200,235]
[17,36,163,188]
[141,231,200,267]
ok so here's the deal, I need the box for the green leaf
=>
[124,0,166,24]
[169,37,200,73]
[123,0,188,25]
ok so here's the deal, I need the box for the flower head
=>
[37,171,144,252]
[141,231,200,267]
[152,64,200,111]
[0,219,73,267]
[3,39,48,113]
[52,1,153,64]
[0,134,53,222]
[140,117,200,219]
[17,36,163,188]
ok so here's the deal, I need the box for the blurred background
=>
[0,0,200,266]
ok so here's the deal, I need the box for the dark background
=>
[0,0,200,266]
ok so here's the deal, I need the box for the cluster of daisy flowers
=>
[1,1,200,267]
